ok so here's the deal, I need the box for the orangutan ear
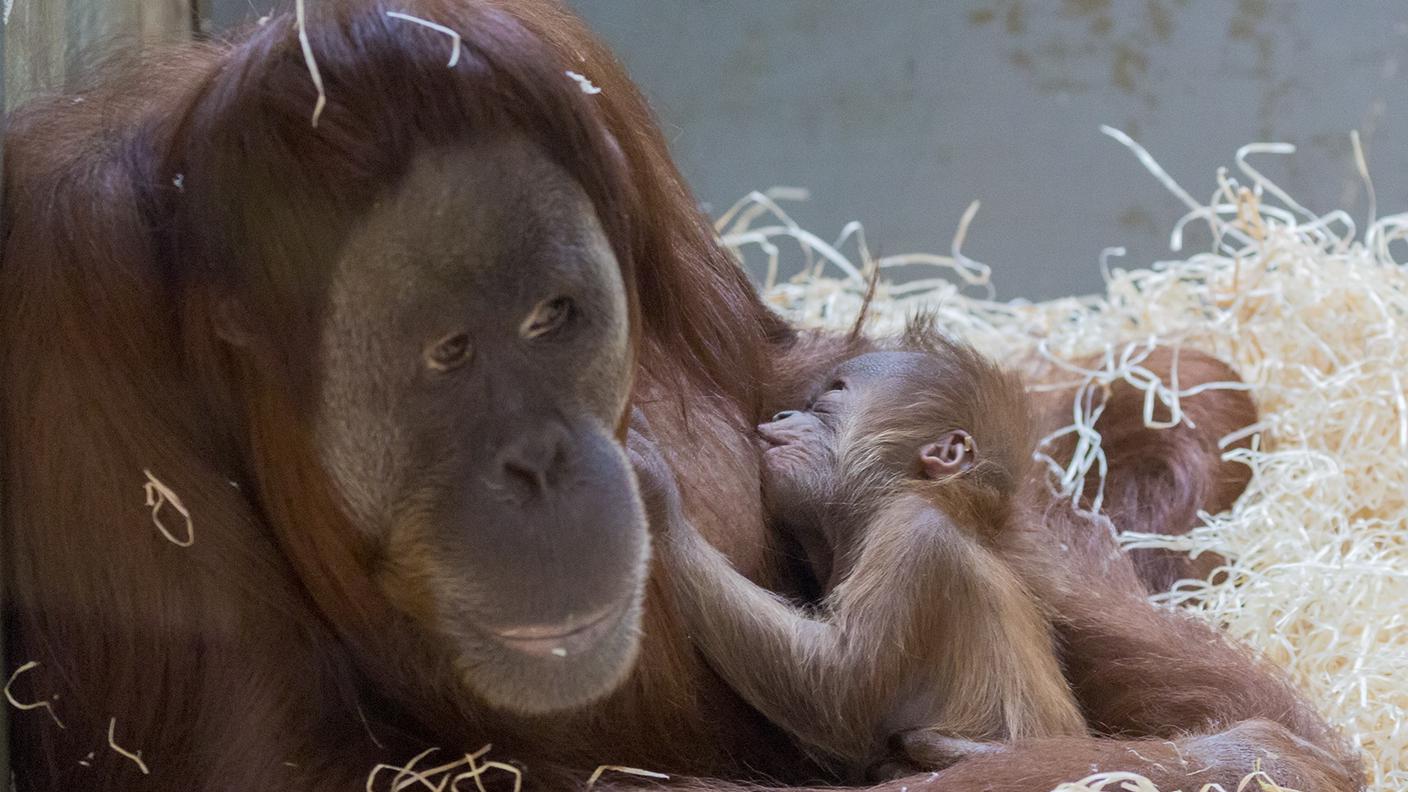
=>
[919,430,974,480]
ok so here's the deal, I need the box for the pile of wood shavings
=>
[724,138,1408,790]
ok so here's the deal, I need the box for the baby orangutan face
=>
[758,351,978,536]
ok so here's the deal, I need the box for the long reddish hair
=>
[168,0,783,406]
[0,1,784,784]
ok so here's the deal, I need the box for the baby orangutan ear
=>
[919,430,975,480]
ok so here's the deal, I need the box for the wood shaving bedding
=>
[726,133,1407,790]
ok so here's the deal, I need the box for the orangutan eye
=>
[425,332,472,371]
[521,297,575,340]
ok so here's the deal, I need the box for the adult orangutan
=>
[0,1,1360,790]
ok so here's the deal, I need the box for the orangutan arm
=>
[629,427,906,762]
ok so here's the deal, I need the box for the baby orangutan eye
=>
[425,332,473,372]
[919,430,975,480]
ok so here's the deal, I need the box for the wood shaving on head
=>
[739,130,1408,790]
[565,70,602,95]
[385,12,463,68]
[294,0,327,128]
[143,469,194,547]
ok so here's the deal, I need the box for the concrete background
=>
[563,0,1408,299]
[96,1,1408,298]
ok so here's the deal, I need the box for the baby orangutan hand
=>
[625,408,685,533]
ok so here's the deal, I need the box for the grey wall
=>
[207,1,1408,300]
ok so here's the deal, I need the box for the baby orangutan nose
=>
[919,430,975,479]
[757,410,820,448]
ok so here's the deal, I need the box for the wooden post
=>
[3,0,69,104]
[4,0,197,107]
[1,8,7,782]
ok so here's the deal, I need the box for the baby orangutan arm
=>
[631,431,1078,766]
[659,498,929,762]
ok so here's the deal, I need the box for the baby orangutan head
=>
[758,337,1035,579]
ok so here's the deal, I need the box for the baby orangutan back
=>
[631,335,1085,777]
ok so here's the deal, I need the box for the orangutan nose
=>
[495,424,570,499]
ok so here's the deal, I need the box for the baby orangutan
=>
[631,337,1085,778]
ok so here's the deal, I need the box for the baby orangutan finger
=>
[625,423,682,527]
[892,729,1004,770]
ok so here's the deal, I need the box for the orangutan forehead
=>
[328,137,616,313]
[345,137,605,278]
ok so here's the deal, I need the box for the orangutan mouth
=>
[489,604,624,658]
